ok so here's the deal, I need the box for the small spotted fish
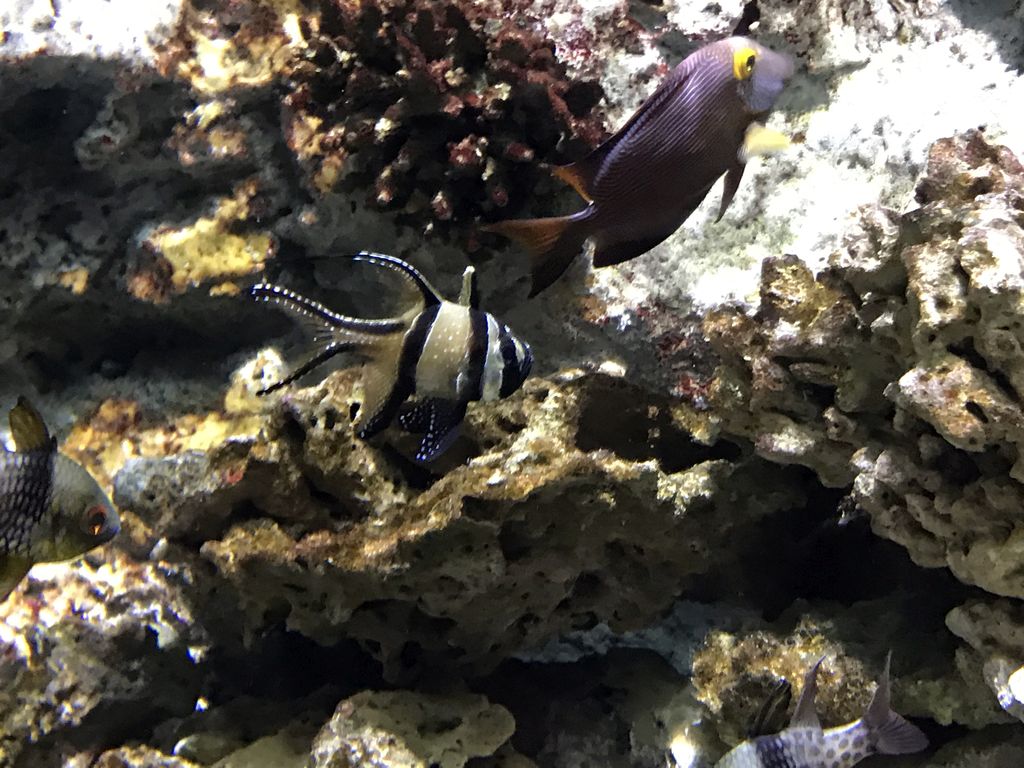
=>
[253,252,533,462]
[486,36,794,296]
[0,398,120,601]
[715,656,929,768]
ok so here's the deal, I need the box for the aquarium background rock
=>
[1,0,1024,766]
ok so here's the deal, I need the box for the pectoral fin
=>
[398,398,467,462]
[739,122,791,164]
[9,397,55,452]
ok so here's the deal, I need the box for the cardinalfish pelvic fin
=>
[252,252,533,462]
[485,36,794,297]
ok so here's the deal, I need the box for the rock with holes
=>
[0,550,210,767]
[183,361,806,677]
[946,600,1024,724]
[698,130,1024,730]
[309,690,514,768]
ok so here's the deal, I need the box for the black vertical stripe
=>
[465,309,488,401]
[358,305,439,439]
[399,305,440,394]
[498,329,519,398]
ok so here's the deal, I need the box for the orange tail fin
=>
[484,215,589,297]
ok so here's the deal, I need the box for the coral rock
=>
[310,690,514,768]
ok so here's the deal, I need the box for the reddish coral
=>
[283,0,608,243]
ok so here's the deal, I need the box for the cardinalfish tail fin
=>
[251,282,405,395]
[484,215,589,297]
[863,654,929,756]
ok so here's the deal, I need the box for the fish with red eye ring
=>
[485,36,795,296]
[0,398,120,602]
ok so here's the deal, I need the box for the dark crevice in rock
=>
[575,375,742,471]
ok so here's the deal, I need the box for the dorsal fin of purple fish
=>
[8,398,55,453]
[552,59,698,204]
[863,653,929,755]
[790,656,824,728]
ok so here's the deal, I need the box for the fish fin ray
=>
[258,341,357,395]
[716,161,747,222]
[252,283,405,338]
[790,657,824,729]
[459,266,479,309]
[864,653,928,755]
[354,345,410,439]
[399,399,466,462]
[484,215,589,296]
[351,252,443,308]
[9,397,54,453]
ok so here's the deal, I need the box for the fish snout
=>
[745,45,794,113]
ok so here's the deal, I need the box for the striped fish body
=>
[716,723,874,768]
[586,44,752,240]
[485,36,794,295]
[407,303,531,404]
[0,449,54,594]
[253,253,532,462]
[0,399,119,602]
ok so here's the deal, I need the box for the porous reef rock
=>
[700,129,1024,726]
[309,690,516,768]
[111,355,805,678]
[0,550,208,767]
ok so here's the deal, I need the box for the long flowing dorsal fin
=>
[9,397,55,452]
[551,58,697,203]
[459,266,479,308]
[790,657,824,728]
[351,252,443,308]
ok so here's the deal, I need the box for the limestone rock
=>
[309,691,514,768]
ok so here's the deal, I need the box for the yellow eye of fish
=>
[84,505,107,537]
[733,47,757,80]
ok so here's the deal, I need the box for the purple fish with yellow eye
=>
[485,36,795,296]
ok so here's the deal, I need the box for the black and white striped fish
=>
[715,656,928,768]
[0,398,119,601]
[252,252,533,462]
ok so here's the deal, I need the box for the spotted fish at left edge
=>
[252,252,533,462]
[0,398,120,602]
[713,655,929,768]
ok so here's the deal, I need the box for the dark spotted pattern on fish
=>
[755,735,807,768]
[0,450,53,555]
